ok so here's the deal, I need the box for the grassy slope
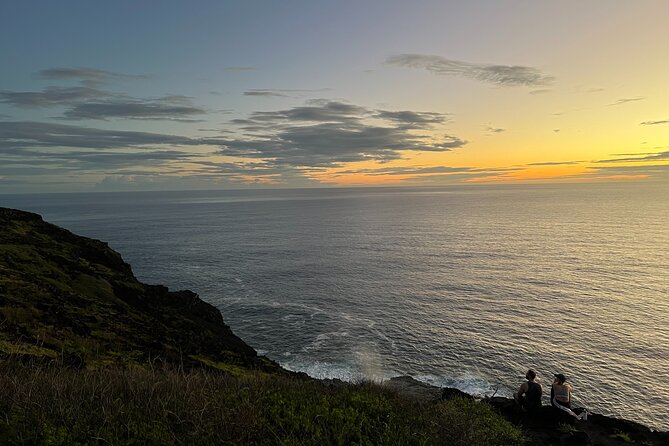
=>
[0,361,523,445]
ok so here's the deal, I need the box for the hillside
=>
[0,207,276,372]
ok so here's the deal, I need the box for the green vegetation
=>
[0,360,523,446]
[557,423,578,434]
[610,430,633,442]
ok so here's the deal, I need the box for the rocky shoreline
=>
[385,376,668,446]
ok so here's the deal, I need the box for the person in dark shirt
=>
[515,369,543,412]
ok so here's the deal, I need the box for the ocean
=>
[2,183,667,430]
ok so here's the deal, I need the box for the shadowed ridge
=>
[0,206,280,372]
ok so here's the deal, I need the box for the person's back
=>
[516,369,543,413]
[552,383,572,404]
[551,374,572,408]
[550,373,589,421]
[523,380,543,412]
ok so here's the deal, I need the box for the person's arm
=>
[515,383,528,402]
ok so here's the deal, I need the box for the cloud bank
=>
[217,100,466,168]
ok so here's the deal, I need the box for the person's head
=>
[525,369,537,381]
[554,373,567,384]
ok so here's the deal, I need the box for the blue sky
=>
[1,1,668,192]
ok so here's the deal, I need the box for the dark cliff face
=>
[0,207,278,372]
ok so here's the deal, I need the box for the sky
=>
[1,0,668,193]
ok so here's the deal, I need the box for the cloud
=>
[225,66,257,72]
[62,95,207,121]
[608,97,645,106]
[375,110,445,127]
[640,119,669,126]
[0,86,109,107]
[329,165,524,183]
[247,101,368,123]
[586,164,669,181]
[36,67,149,87]
[595,151,669,163]
[484,126,505,134]
[595,164,669,171]
[527,161,583,166]
[244,90,288,97]
[0,150,197,173]
[0,121,210,189]
[386,54,553,86]
[243,88,331,98]
[332,165,474,176]
[0,121,199,150]
[0,83,207,121]
[529,89,551,95]
[216,100,466,167]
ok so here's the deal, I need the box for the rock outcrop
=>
[389,376,668,446]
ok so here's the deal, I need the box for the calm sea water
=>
[2,183,668,430]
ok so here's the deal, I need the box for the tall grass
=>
[0,360,524,445]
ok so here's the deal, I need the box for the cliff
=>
[0,207,278,372]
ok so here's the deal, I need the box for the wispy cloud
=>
[332,166,474,176]
[244,90,288,97]
[62,95,207,121]
[0,86,109,108]
[243,88,331,98]
[640,119,669,126]
[608,97,645,106]
[585,164,669,181]
[0,82,207,121]
[386,54,553,86]
[225,66,257,72]
[595,151,669,163]
[484,126,505,134]
[36,67,149,87]
[0,121,211,188]
[0,121,199,150]
[527,160,583,166]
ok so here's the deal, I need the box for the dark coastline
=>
[385,375,669,445]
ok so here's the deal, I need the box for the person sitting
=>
[515,369,543,412]
[551,373,587,420]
